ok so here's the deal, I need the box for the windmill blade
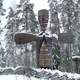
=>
[15,33,38,44]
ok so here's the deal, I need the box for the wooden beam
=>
[15,33,38,44]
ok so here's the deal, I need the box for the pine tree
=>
[17,0,38,67]
[0,0,6,67]
[0,42,6,67]
[48,0,80,72]
[48,0,62,70]
[72,0,80,56]
[5,7,17,67]
[49,0,60,34]
[5,0,39,67]
[0,0,5,23]
[52,44,60,69]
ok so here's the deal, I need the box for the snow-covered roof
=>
[72,56,80,60]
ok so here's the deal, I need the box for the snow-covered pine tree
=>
[5,0,39,67]
[0,0,2,23]
[0,42,6,67]
[48,0,60,34]
[5,7,17,67]
[59,0,80,72]
[0,0,4,20]
[48,0,61,70]
[59,0,75,72]
[72,0,80,56]
[48,0,80,72]
[0,0,6,67]
[0,0,5,26]
[16,0,38,67]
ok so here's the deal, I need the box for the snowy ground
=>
[0,75,39,80]
[0,67,80,80]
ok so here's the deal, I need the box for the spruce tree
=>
[5,7,17,67]
[5,0,39,67]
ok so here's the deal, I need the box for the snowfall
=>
[0,66,80,80]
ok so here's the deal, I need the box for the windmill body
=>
[15,9,55,68]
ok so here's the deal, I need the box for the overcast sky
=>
[30,0,49,14]
[3,0,49,15]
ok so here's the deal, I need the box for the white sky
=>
[30,0,49,15]
[3,0,49,15]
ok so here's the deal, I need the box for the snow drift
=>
[0,66,80,80]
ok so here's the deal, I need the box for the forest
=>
[0,0,80,77]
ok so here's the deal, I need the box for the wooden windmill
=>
[15,9,57,68]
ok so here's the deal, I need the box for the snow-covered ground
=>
[0,67,80,80]
[0,75,39,80]
[33,68,80,79]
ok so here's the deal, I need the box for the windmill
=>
[15,9,57,68]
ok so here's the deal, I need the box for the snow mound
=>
[0,67,80,80]
[32,68,80,80]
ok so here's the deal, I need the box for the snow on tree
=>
[72,0,80,56]
[59,0,75,72]
[16,2,39,32]
[0,0,5,16]
[5,7,17,67]
[0,0,6,26]
[15,0,39,67]
[48,0,60,34]
[5,0,39,67]
[0,42,6,67]
[48,0,80,72]
[0,0,6,67]
[59,0,80,57]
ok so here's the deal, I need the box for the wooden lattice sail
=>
[39,41,52,68]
